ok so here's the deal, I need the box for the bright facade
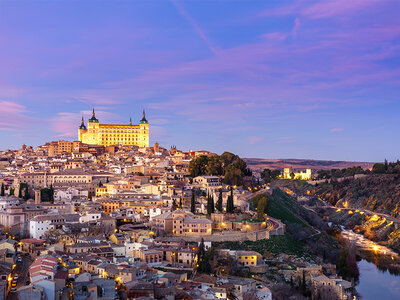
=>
[78,109,149,148]
[282,168,312,180]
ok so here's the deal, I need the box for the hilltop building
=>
[282,168,312,180]
[78,109,149,147]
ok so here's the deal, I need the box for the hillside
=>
[244,158,374,172]
[316,174,400,217]
[266,188,342,263]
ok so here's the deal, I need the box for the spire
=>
[89,108,99,123]
[79,115,87,129]
[140,109,148,124]
[129,117,132,125]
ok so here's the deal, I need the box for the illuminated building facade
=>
[78,109,149,147]
[282,168,312,180]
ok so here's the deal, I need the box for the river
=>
[357,259,400,300]
[341,230,400,299]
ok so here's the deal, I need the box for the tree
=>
[172,199,178,211]
[197,238,211,273]
[106,176,109,183]
[207,194,215,215]
[9,187,14,196]
[191,189,196,214]
[216,189,223,212]
[49,184,54,202]
[337,249,350,278]
[372,163,386,174]
[23,184,29,200]
[98,181,103,187]
[302,270,306,293]
[0,183,4,196]
[290,172,295,180]
[18,184,23,198]
[179,197,183,208]
[226,187,234,213]
[256,196,268,221]
[189,151,249,186]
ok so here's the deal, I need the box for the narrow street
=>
[6,255,33,300]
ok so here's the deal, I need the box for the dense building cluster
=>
[0,139,290,300]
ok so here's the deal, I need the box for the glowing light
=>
[373,245,378,252]
[360,211,364,215]
[336,209,341,212]
[348,211,353,214]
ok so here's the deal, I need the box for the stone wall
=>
[180,218,285,243]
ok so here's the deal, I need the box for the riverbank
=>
[340,229,400,299]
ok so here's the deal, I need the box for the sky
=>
[0,0,399,162]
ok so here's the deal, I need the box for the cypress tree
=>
[179,197,183,208]
[18,185,23,198]
[172,199,178,211]
[23,186,29,200]
[9,187,14,196]
[207,194,214,215]
[216,189,223,212]
[302,270,306,292]
[197,238,211,273]
[106,176,109,183]
[0,183,4,196]
[191,189,196,214]
[226,187,234,213]
[49,184,54,202]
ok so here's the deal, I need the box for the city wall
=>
[181,219,285,243]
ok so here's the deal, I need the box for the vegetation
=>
[196,238,212,273]
[260,168,281,183]
[172,199,178,210]
[18,183,30,200]
[216,189,223,212]
[253,194,269,221]
[206,193,215,215]
[260,187,342,263]
[0,183,4,196]
[188,152,251,185]
[226,187,234,213]
[40,184,54,202]
[316,166,365,179]
[190,190,196,214]
[337,248,359,280]
[215,235,309,257]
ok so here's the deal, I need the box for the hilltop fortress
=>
[78,109,149,147]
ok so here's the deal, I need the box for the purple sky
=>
[0,0,399,162]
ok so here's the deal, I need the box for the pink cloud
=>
[0,101,27,113]
[260,0,385,19]
[330,128,344,132]
[0,101,33,131]
[262,32,288,41]
[247,136,264,145]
